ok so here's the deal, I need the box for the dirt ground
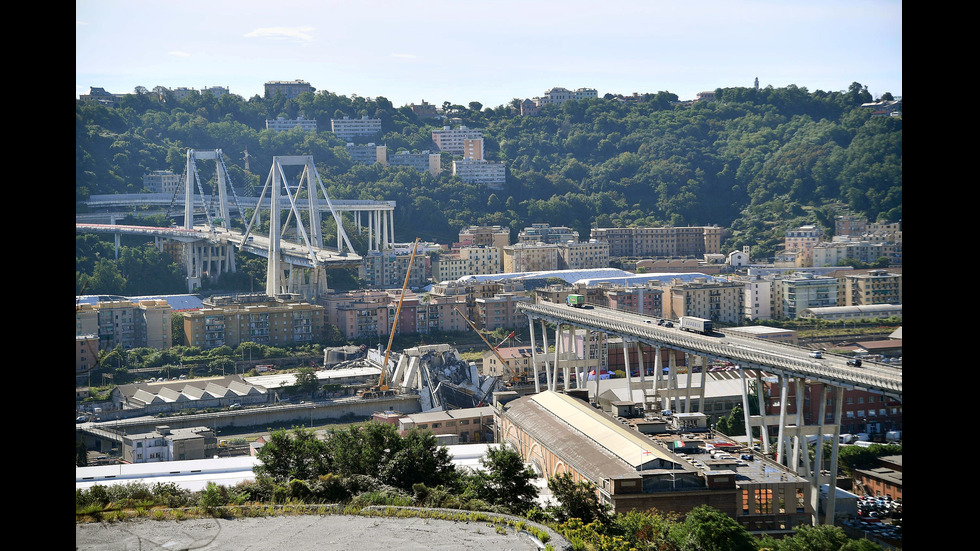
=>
[75,514,567,550]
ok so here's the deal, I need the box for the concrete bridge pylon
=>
[242,155,356,299]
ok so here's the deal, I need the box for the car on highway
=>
[847,358,863,367]
[808,351,823,359]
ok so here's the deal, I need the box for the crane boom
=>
[378,238,421,391]
[453,306,518,382]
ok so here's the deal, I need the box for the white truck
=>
[679,316,713,334]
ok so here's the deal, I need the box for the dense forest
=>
[76,82,901,291]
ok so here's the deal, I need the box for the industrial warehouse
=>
[494,390,813,533]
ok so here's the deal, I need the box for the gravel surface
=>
[76,514,560,550]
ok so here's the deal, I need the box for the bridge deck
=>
[518,302,902,399]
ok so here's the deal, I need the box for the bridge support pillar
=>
[755,375,849,526]
[540,320,552,391]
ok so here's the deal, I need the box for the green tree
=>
[208,356,235,376]
[470,445,538,514]
[613,508,680,550]
[379,429,457,491]
[325,422,403,480]
[171,312,186,346]
[292,367,319,394]
[76,441,89,467]
[671,505,756,551]
[773,524,883,551]
[547,472,610,525]
[253,427,332,483]
[716,404,746,437]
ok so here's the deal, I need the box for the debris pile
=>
[385,344,497,411]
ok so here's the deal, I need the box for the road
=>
[519,302,902,398]
[76,514,567,550]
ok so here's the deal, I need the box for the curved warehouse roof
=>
[459,269,721,286]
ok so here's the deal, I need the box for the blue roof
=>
[458,268,632,285]
[76,294,205,311]
[458,269,721,286]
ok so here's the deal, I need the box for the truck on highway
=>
[679,316,713,334]
[566,294,586,308]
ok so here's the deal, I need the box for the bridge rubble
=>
[368,344,497,412]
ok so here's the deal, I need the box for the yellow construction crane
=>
[453,306,521,385]
[361,238,421,399]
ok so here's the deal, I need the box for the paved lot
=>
[76,515,561,550]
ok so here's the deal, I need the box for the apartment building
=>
[503,242,558,273]
[265,116,317,132]
[75,299,173,351]
[397,406,495,443]
[518,223,579,244]
[520,99,539,116]
[122,426,216,464]
[142,170,181,194]
[866,222,902,244]
[419,293,469,334]
[812,239,902,268]
[429,280,527,326]
[378,146,442,176]
[463,138,484,160]
[264,80,315,99]
[321,290,392,339]
[603,285,663,316]
[482,346,546,381]
[79,86,120,106]
[664,278,744,323]
[409,100,438,119]
[837,269,902,307]
[835,216,867,237]
[783,225,824,267]
[533,87,598,107]
[475,293,531,331]
[77,335,100,375]
[780,273,838,319]
[590,226,724,258]
[359,250,428,290]
[330,116,382,141]
[452,159,506,189]
[431,125,482,154]
[431,245,501,282]
[742,276,778,321]
[182,294,325,349]
[344,143,381,164]
[557,240,610,270]
[458,225,510,271]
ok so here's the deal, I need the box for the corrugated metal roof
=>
[530,391,672,468]
[504,396,638,482]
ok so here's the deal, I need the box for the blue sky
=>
[76,0,902,108]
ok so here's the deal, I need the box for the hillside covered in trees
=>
[76,82,901,262]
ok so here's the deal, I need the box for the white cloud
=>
[169,51,191,58]
[244,26,315,43]
[392,53,417,59]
